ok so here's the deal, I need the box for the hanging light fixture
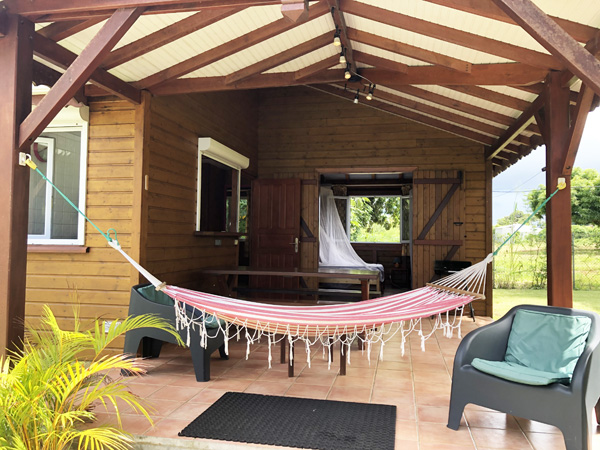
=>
[353,89,360,104]
[366,84,375,101]
[339,48,346,65]
[344,63,351,80]
[333,28,341,47]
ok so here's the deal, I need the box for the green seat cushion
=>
[471,358,571,386]
[136,285,224,329]
[505,309,591,378]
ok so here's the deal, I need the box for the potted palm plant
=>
[0,304,183,450]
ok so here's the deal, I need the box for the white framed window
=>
[196,138,249,232]
[28,107,89,245]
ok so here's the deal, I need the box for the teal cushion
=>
[137,285,174,306]
[505,309,591,377]
[471,358,571,386]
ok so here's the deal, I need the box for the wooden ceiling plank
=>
[486,95,544,160]
[491,0,600,96]
[137,0,329,89]
[5,0,278,17]
[225,32,331,85]
[328,0,356,73]
[34,31,141,103]
[341,0,563,71]
[37,18,105,41]
[312,84,497,145]
[348,28,472,73]
[446,85,531,111]
[348,84,510,138]
[363,64,547,86]
[562,84,595,175]
[422,0,599,44]
[146,69,345,95]
[389,85,516,127]
[294,55,339,80]
[103,7,242,69]
[353,50,408,74]
[19,7,143,149]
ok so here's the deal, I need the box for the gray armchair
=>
[447,304,600,450]
[123,283,228,382]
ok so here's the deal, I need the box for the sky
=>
[492,108,600,224]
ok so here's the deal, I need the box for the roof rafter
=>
[422,0,599,44]
[347,28,471,73]
[341,0,564,71]
[328,0,356,73]
[353,51,408,74]
[37,18,105,41]
[445,85,531,111]
[137,0,329,89]
[294,55,339,80]
[33,31,141,104]
[103,7,243,69]
[225,32,332,85]
[491,0,600,96]
[20,7,143,150]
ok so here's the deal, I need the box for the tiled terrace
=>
[93,316,599,449]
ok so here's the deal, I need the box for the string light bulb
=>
[344,63,351,80]
[366,84,375,101]
[339,48,346,65]
[333,28,341,47]
[353,89,360,104]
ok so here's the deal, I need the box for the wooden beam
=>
[422,0,599,44]
[328,0,356,73]
[294,55,339,80]
[341,0,563,70]
[491,0,600,96]
[389,85,516,127]
[0,14,33,357]
[5,0,278,16]
[562,84,595,175]
[137,0,329,89]
[146,70,345,95]
[0,10,7,37]
[225,32,331,85]
[103,7,241,69]
[310,84,498,145]
[362,64,547,86]
[37,18,104,41]
[34,32,141,103]
[353,50,408,74]
[19,8,143,150]
[446,85,531,112]
[347,28,472,73]
[543,71,573,307]
[486,95,544,160]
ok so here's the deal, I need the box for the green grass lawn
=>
[493,289,600,319]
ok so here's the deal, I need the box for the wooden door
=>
[412,170,466,288]
[250,178,301,293]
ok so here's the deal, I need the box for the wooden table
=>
[199,266,380,376]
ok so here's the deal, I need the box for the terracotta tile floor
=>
[95,315,600,449]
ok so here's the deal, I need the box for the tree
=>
[497,209,527,226]
[527,168,600,226]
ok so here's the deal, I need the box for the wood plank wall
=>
[26,99,137,340]
[257,87,491,315]
[145,92,258,290]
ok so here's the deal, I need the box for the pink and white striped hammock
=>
[112,237,491,366]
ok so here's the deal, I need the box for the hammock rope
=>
[24,155,565,366]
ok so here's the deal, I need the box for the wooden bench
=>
[233,286,382,301]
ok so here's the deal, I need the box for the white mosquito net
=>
[319,187,385,281]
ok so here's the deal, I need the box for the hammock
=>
[23,155,565,367]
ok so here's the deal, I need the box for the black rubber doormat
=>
[179,391,396,450]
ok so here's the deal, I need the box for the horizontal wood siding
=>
[26,99,137,344]
[258,87,491,315]
[146,92,258,289]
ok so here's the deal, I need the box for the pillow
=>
[471,358,571,386]
[505,309,591,378]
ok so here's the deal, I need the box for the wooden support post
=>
[0,14,34,357]
[544,72,573,307]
